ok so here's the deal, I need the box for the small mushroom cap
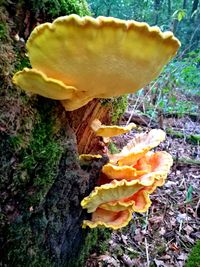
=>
[102,163,148,180]
[79,154,102,161]
[91,119,136,137]
[13,15,180,110]
[82,208,132,230]
[109,129,166,165]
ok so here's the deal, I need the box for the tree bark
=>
[0,2,111,266]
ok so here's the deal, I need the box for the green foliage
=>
[137,48,199,120]
[172,9,187,21]
[166,50,200,94]
[186,185,194,202]
[185,240,200,267]
[158,98,198,116]
[108,142,120,154]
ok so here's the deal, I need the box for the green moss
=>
[101,95,128,123]
[1,100,64,267]
[0,22,7,40]
[185,240,200,267]
[111,95,128,123]
[15,53,31,72]
[7,220,55,267]
[12,100,63,207]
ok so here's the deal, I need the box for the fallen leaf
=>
[154,259,168,267]
[191,231,200,239]
[183,225,194,235]
[159,227,166,236]
[177,253,187,261]
[176,213,188,223]
[121,254,135,267]
[159,254,171,260]
[149,216,163,225]
[121,234,128,245]
[134,229,144,243]
[97,255,119,267]
[169,243,180,253]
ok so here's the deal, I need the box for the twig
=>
[166,193,178,203]
[195,197,200,220]
[131,240,146,255]
[145,237,150,267]
[184,196,200,205]
[144,210,150,267]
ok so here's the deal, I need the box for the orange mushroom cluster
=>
[81,122,173,229]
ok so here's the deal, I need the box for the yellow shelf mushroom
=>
[91,119,136,137]
[13,15,180,111]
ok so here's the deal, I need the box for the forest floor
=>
[85,95,200,267]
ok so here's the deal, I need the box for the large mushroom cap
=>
[13,15,181,111]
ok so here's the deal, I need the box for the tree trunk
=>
[183,0,187,9]
[154,0,160,25]
[168,0,171,17]
[187,0,200,50]
[191,0,199,15]
[0,2,111,267]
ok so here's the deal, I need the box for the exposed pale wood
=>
[68,99,111,154]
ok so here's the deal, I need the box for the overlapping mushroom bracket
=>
[81,124,173,230]
[13,14,180,111]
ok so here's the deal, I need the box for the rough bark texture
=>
[0,2,111,266]
[0,97,109,267]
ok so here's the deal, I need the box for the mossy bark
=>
[0,2,111,266]
[0,99,109,267]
